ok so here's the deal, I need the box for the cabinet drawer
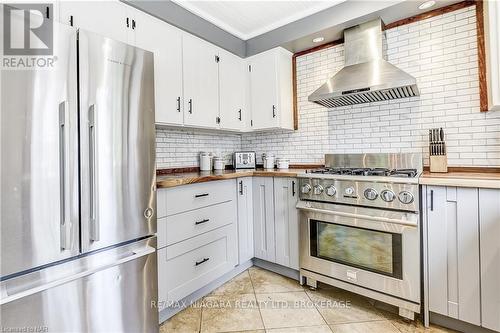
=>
[158,224,237,304]
[161,180,236,216]
[158,200,237,248]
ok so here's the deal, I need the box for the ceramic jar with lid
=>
[276,158,290,169]
[213,157,225,170]
[262,153,275,169]
[199,152,213,171]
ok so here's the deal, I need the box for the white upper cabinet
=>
[59,1,129,44]
[248,47,293,131]
[132,11,184,126]
[218,49,246,131]
[484,0,500,111]
[183,34,220,129]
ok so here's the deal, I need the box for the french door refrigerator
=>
[1,17,158,332]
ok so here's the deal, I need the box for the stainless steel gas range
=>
[297,153,422,320]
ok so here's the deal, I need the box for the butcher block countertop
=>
[419,171,500,189]
[156,169,305,188]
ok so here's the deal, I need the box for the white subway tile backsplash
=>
[157,5,498,169]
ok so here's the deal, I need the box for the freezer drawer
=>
[0,237,158,332]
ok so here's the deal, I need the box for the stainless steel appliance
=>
[233,151,256,169]
[1,17,158,332]
[297,153,422,320]
[308,19,419,108]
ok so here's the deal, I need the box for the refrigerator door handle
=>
[0,244,156,306]
[59,101,71,250]
[88,104,99,241]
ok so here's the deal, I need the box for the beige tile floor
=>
[160,267,459,333]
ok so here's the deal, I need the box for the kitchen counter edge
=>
[419,171,500,189]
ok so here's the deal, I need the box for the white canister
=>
[213,157,225,170]
[262,153,275,169]
[199,152,213,171]
[276,158,290,169]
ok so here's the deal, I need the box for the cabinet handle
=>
[132,19,136,30]
[430,190,434,211]
[238,109,242,121]
[195,218,210,225]
[195,258,210,266]
[272,105,276,118]
[292,181,296,197]
[126,17,129,28]
[194,193,209,198]
[69,15,73,27]
[188,99,193,114]
[176,97,181,112]
[239,180,243,195]
[45,6,50,19]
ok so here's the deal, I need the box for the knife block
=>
[429,154,448,173]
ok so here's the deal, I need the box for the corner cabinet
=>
[252,177,299,270]
[484,0,500,111]
[424,185,500,331]
[248,47,294,130]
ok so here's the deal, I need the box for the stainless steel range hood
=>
[308,19,419,108]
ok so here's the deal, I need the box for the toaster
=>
[233,152,256,169]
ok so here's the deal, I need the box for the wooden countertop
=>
[156,169,305,188]
[419,171,500,189]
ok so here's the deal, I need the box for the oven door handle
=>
[298,205,418,227]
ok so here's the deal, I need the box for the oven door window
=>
[310,219,402,279]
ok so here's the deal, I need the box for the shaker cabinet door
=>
[133,10,184,126]
[59,1,128,44]
[182,34,219,129]
[426,186,481,326]
[219,49,246,131]
[252,177,276,262]
[237,178,254,264]
[274,178,299,270]
[479,188,500,331]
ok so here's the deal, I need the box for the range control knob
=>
[398,191,414,204]
[301,184,312,194]
[325,185,337,197]
[313,185,324,195]
[381,190,396,202]
[364,188,378,200]
[344,187,355,196]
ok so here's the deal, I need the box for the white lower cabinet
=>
[479,188,500,332]
[237,178,254,264]
[425,186,500,331]
[158,224,237,305]
[274,178,299,270]
[252,177,299,269]
[252,177,276,262]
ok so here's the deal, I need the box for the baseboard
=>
[430,312,499,333]
[158,259,253,324]
[252,258,300,281]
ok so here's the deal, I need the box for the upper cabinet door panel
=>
[182,34,219,129]
[249,52,278,130]
[132,10,184,126]
[59,1,128,44]
[219,49,245,131]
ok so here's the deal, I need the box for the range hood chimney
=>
[308,19,419,108]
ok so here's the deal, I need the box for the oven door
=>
[298,201,420,303]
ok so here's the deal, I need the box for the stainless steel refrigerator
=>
[1,18,158,332]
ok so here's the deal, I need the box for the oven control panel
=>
[298,177,419,212]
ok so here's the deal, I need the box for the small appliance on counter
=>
[200,152,213,171]
[262,153,275,169]
[429,128,448,173]
[233,151,256,169]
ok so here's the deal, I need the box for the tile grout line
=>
[303,287,334,333]
[247,268,267,331]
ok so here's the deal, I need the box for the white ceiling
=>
[171,0,346,40]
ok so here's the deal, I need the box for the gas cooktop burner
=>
[307,167,418,178]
